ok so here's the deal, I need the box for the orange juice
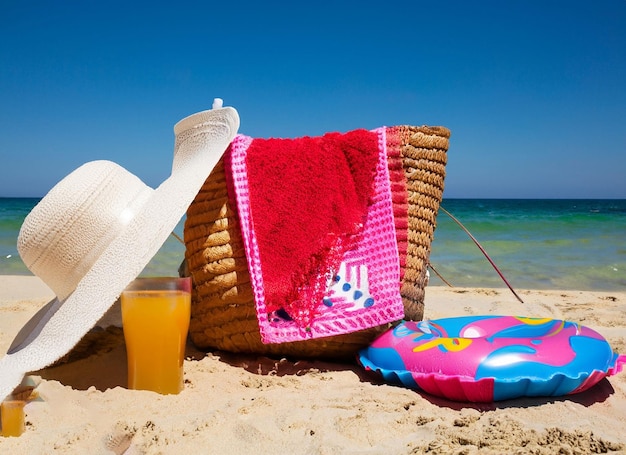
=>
[121,289,191,394]
[1,400,25,437]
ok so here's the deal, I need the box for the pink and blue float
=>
[358,315,626,402]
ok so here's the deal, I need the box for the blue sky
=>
[1,0,624,198]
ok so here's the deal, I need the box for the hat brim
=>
[0,106,239,402]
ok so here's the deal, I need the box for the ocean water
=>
[0,198,624,291]
[429,199,626,291]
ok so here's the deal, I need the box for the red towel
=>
[243,130,379,326]
[227,128,406,343]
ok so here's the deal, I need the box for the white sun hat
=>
[0,99,239,402]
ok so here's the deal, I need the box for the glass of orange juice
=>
[1,399,25,437]
[121,277,191,394]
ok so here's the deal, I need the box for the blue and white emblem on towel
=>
[323,262,375,310]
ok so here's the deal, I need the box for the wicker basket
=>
[183,125,450,358]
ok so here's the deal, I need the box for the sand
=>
[0,275,625,454]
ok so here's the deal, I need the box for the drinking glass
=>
[121,277,191,394]
[1,399,25,437]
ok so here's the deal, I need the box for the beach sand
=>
[1,275,625,454]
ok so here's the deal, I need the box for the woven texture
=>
[184,125,449,358]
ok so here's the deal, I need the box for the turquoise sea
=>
[0,198,624,291]
[428,199,625,291]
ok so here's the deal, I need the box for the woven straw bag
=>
[183,125,450,358]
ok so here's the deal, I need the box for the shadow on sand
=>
[35,326,617,410]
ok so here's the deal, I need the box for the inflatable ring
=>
[358,316,626,402]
